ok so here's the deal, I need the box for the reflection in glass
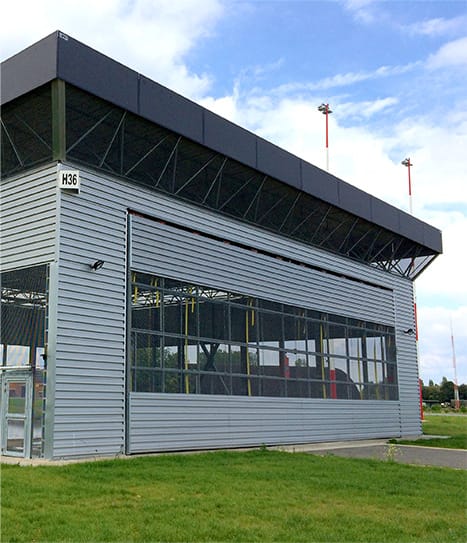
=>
[130,273,398,400]
[8,382,26,414]
[7,420,25,454]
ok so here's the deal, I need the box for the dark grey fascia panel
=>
[256,138,301,189]
[400,213,425,246]
[371,198,400,233]
[204,109,257,169]
[338,182,372,223]
[301,161,339,204]
[57,33,139,113]
[0,31,58,105]
[423,223,443,252]
[139,76,203,142]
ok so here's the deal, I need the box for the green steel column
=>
[51,79,66,161]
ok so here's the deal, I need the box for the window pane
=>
[133,333,161,368]
[7,419,25,454]
[199,300,228,341]
[163,291,182,334]
[132,285,162,332]
[230,305,247,343]
[135,368,163,392]
[262,377,285,397]
[288,352,308,380]
[258,311,282,346]
[129,272,398,400]
[307,321,324,353]
[259,349,280,378]
[8,382,26,414]
[6,346,29,367]
[366,335,383,360]
[199,343,231,395]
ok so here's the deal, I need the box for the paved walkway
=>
[278,440,467,469]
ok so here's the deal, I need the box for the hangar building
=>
[0,32,442,460]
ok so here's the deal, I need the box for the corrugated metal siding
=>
[129,394,401,452]
[0,165,57,271]
[53,165,419,457]
[131,217,394,324]
[393,281,421,436]
[52,175,127,458]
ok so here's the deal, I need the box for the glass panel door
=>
[1,374,32,457]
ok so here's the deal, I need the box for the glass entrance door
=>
[1,374,32,457]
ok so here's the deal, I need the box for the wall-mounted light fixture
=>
[89,260,105,271]
[403,328,415,335]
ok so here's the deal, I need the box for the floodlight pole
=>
[318,103,332,171]
[402,157,423,420]
[450,317,460,410]
[401,158,413,214]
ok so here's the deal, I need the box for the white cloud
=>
[404,15,467,37]
[0,0,224,98]
[418,305,467,385]
[342,0,379,24]
[338,97,399,119]
[417,212,467,302]
[427,36,467,69]
[271,62,419,95]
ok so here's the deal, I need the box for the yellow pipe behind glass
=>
[184,299,190,394]
[320,324,326,399]
[245,311,252,396]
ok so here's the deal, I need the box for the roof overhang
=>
[1,31,442,278]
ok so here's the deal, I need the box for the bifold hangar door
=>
[127,212,401,453]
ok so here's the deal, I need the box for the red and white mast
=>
[450,317,460,410]
[318,103,332,171]
[402,157,423,419]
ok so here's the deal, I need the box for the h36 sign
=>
[57,170,80,192]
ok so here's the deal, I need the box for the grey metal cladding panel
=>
[203,110,256,168]
[132,220,395,318]
[256,138,301,189]
[53,182,127,458]
[131,217,394,323]
[57,34,139,113]
[392,280,421,435]
[0,32,58,105]
[52,422,124,458]
[128,182,395,289]
[301,161,339,204]
[338,182,372,222]
[0,165,57,271]
[139,76,203,142]
[129,394,401,453]
[65,166,401,296]
[132,220,386,316]
[371,198,400,233]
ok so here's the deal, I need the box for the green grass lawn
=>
[1,450,466,543]
[396,414,467,449]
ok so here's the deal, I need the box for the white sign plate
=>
[58,170,80,192]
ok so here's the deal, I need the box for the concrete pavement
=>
[278,440,467,469]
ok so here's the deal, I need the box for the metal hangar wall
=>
[0,32,442,459]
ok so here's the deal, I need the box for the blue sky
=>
[2,0,466,384]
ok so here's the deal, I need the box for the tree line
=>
[421,377,467,403]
